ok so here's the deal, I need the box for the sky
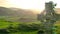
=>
[0,0,60,11]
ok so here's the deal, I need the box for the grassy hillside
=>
[0,7,60,34]
[0,7,37,22]
[0,18,59,34]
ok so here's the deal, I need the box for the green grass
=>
[0,19,60,34]
[0,20,40,34]
[10,31,37,34]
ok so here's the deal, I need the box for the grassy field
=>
[0,19,60,34]
[10,31,37,34]
[0,19,40,34]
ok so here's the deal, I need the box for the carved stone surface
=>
[38,1,57,34]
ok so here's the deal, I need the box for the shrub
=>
[0,29,9,34]
[17,23,40,31]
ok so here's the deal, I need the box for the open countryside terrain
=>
[0,7,60,34]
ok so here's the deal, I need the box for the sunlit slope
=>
[0,7,37,21]
[55,8,60,14]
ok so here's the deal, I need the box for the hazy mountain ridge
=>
[54,8,60,14]
[0,7,37,21]
[0,7,60,22]
[0,7,36,17]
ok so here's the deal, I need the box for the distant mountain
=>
[0,7,12,16]
[54,8,60,14]
[0,7,36,17]
[0,7,37,21]
[1,7,60,22]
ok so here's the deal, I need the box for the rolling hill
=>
[0,7,37,21]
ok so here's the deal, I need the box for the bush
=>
[7,24,18,32]
[17,23,40,31]
[0,29,9,34]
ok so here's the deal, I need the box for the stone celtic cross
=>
[37,1,57,34]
